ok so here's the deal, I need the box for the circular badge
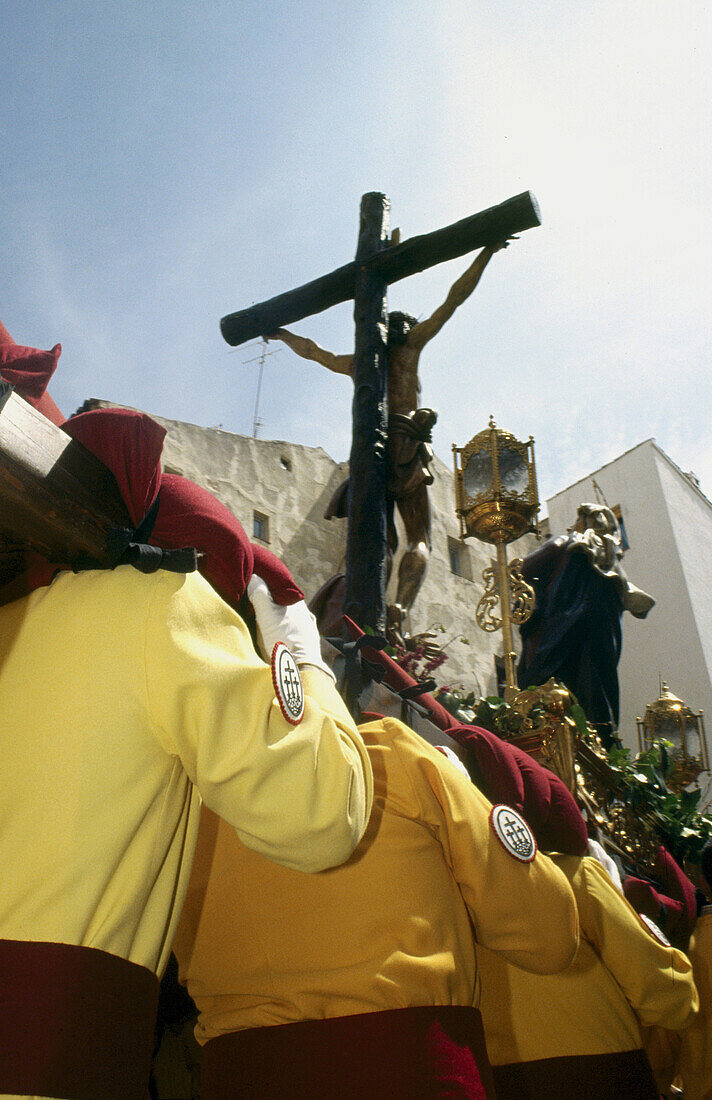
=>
[490,804,537,863]
[640,913,671,947]
[271,642,305,725]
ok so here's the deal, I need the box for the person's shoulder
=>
[358,715,413,751]
[572,853,613,892]
[362,716,477,798]
[359,716,448,778]
[107,563,205,597]
[693,906,712,942]
[62,564,218,614]
[551,852,589,892]
[361,715,444,757]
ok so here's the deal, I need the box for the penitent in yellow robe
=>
[0,565,373,1100]
[174,715,580,1044]
[645,905,712,1099]
[477,854,698,1069]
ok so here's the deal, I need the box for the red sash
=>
[202,1004,495,1099]
[0,939,159,1099]
[492,1048,659,1100]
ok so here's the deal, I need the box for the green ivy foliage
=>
[605,741,712,865]
[436,686,712,867]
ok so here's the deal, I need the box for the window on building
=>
[448,536,472,580]
[253,511,269,542]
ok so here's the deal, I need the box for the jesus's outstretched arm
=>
[407,240,510,352]
[267,329,354,377]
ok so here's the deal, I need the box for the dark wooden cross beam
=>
[221,191,541,632]
[220,192,540,347]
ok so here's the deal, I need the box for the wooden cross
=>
[221,191,541,632]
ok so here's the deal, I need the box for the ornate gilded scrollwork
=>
[575,737,659,873]
[508,558,535,625]
[476,565,501,631]
[499,679,660,870]
[476,559,535,634]
[506,681,579,793]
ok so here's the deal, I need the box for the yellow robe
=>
[175,715,579,1044]
[645,905,712,1099]
[0,566,372,1100]
[477,855,697,1067]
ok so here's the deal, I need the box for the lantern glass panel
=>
[499,447,529,495]
[463,448,494,498]
[683,718,701,759]
[655,716,683,749]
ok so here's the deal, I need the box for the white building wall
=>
[547,439,712,754]
[654,451,712,693]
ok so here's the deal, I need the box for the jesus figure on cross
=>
[267,239,511,647]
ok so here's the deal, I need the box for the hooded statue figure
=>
[517,503,655,748]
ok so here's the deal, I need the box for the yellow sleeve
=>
[676,912,712,1099]
[557,856,699,1031]
[386,720,579,974]
[143,570,372,873]
[641,1025,682,1094]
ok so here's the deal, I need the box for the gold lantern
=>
[636,683,709,790]
[453,418,540,697]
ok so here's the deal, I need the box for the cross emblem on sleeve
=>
[490,805,537,863]
[271,643,305,725]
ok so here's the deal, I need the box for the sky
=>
[3,0,712,512]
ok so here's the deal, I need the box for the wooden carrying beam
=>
[0,384,131,585]
[220,191,541,347]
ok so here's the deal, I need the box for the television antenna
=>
[233,338,281,437]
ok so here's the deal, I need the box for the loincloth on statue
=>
[387,409,437,499]
[324,409,437,519]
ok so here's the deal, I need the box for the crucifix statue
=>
[221,191,541,639]
[265,239,511,648]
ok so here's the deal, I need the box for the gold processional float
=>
[452,418,709,876]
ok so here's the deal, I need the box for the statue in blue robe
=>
[517,504,654,748]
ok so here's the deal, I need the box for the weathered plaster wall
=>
[88,401,535,698]
[154,416,349,599]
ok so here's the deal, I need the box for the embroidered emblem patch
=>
[490,804,537,863]
[640,913,671,947]
[271,642,304,725]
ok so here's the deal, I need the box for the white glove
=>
[435,744,472,780]
[247,575,335,680]
[587,838,623,893]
